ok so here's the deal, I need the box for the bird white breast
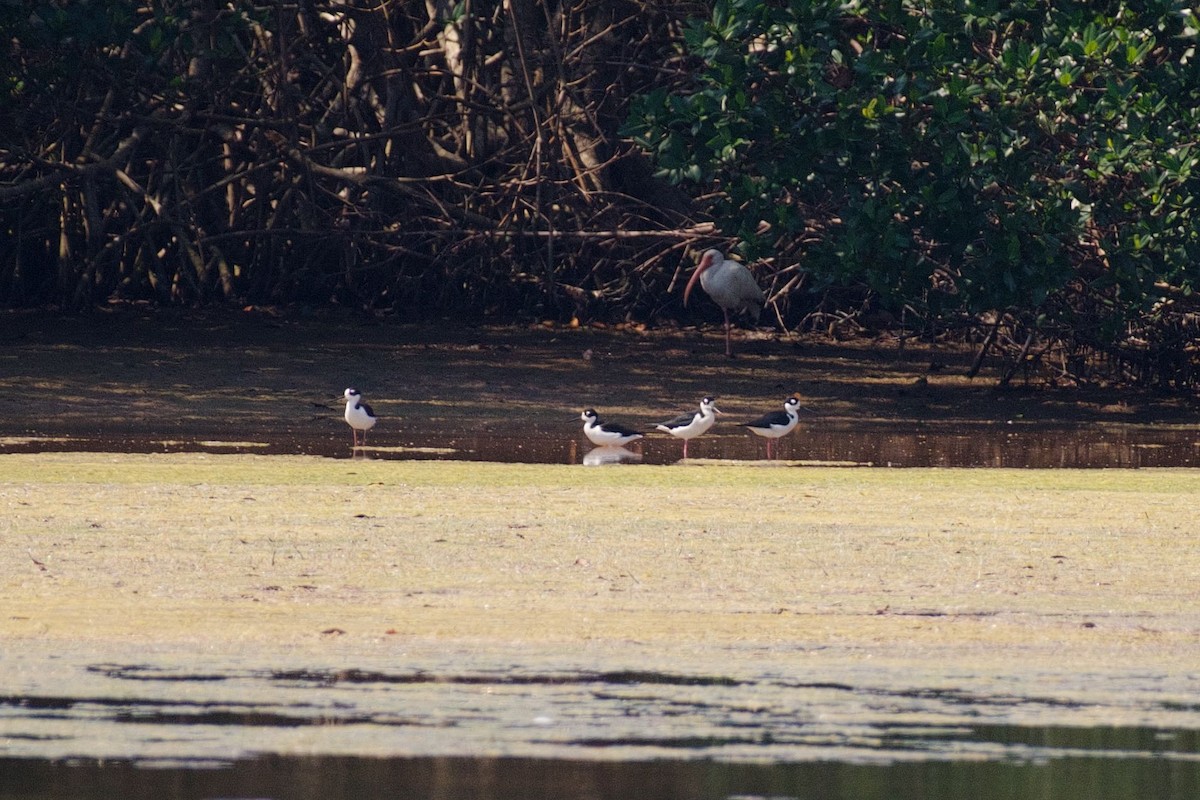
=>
[584,421,640,446]
[345,403,376,431]
[657,411,716,439]
[748,422,793,438]
[746,410,798,438]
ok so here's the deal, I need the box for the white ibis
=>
[343,388,377,447]
[741,396,802,459]
[655,396,722,459]
[684,249,765,357]
[581,409,644,447]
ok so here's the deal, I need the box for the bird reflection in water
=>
[582,445,643,466]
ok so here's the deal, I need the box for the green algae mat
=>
[4,453,1197,667]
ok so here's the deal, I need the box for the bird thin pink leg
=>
[723,310,733,358]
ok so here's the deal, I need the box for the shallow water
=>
[3,750,1200,800]
[2,644,1199,799]
[2,420,1197,467]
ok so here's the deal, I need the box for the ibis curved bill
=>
[683,249,765,357]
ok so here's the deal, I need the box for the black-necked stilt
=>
[581,408,644,447]
[655,396,721,459]
[343,388,377,447]
[741,396,802,459]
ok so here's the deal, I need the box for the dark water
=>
[3,420,1198,467]
[3,650,1199,800]
[3,748,1200,800]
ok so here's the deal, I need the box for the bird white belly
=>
[345,406,376,431]
[748,423,792,439]
[657,413,715,440]
[585,425,638,446]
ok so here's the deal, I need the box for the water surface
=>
[4,749,1200,800]
[3,644,1199,799]
[2,420,1197,467]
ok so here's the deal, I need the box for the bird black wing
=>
[742,410,788,428]
[659,411,698,429]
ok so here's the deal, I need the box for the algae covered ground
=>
[3,452,1198,678]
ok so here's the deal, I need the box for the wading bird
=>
[343,388,377,447]
[655,396,722,459]
[580,408,644,447]
[741,396,802,459]
[684,249,765,357]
